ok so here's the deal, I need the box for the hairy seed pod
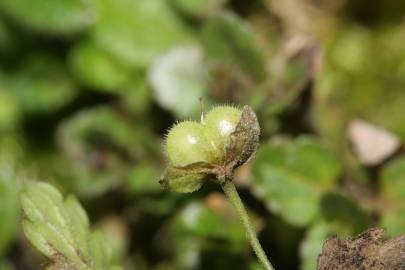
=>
[162,105,259,193]
[204,106,242,162]
[165,121,210,166]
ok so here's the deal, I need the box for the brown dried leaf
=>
[317,228,405,270]
[378,235,405,269]
[225,105,260,170]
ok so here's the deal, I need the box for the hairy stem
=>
[221,180,275,270]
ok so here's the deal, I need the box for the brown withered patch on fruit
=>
[225,105,260,170]
[317,228,405,270]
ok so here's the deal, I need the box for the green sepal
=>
[160,162,216,193]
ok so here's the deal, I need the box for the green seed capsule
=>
[165,121,209,166]
[162,105,260,193]
[204,106,242,161]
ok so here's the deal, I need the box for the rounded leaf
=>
[252,137,341,226]
[5,54,77,113]
[92,0,192,68]
[69,41,132,92]
[0,0,97,34]
[202,12,266,81]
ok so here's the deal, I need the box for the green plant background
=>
[1,0,405,269]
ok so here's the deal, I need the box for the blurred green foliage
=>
[0,162,19,257]
[0,0,405,269]
[253,137,342,226]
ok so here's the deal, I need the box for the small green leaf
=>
[0,0,97,34]
[21,181,89,267]
[4,54,77,113]
[252,136,341,226]
[202,12,266,81]
[64,196,90,251]
[92,0,192,68]
[21,181,118,269]
[69,40,132,92]
[22,220,55,258]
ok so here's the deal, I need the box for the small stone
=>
[347,119,400,166]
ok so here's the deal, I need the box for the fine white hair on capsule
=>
[204,104,242,124]
[206,103,241,113]
[162,120,198,162]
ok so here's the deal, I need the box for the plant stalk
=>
[221,180,275,270]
